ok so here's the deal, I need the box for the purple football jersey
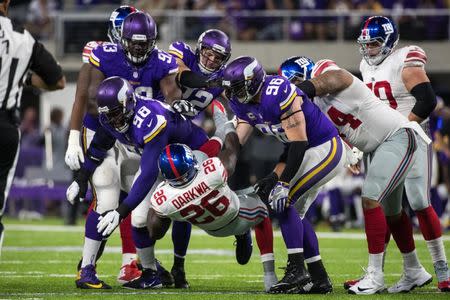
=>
[229,75,337,148]
[89,43,179,101]
[168,41,225,112]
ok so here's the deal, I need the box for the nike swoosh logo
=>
[284,85,288,93]
[357,287,372,292]
[85,283,103,289]
[147,119,153,128]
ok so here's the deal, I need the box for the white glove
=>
[97,210,121,236]
[212,100,235,141]
[66,168,90,204]
[172,100,199,117]
[344,143,363,167]
[268,181,290,214]
[66,181,79,205]
[65,130,84,170]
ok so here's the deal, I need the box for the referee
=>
[0,0,65,254]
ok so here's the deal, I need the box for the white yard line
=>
[6,224,450,241]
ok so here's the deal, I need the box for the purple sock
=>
[132,226,155,249]
[430,187,443,217]
[302,218,320,260]
[172,221,192,257]
[279,206,303,249]
[85,210,103,241]
[329,188,344,217]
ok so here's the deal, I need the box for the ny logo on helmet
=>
[382,23,394,34]
[295,57,311,68]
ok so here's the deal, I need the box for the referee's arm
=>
[27,41,65,90]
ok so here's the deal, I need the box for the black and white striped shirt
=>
[0,13,62,111]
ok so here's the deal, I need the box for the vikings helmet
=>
[158,144,199,187]
[357,16,399,66]
[278,56,315,84]
[196,29,231,74]
[107,5,138,44]
[222,56,266,104]
[121,12,157,64]
[97,76,135,133]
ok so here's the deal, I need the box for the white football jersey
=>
[312,59,409,153]
[150,157,240,231]
[360,45,427,120]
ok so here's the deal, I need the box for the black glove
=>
[206,77,223,88]
[254,172,279,203]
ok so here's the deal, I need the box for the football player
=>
[222,56,346,293]
[147,102,278,292]
[67,76,224,289]
[358,16,449,292]
[64,6,151,288]
[278,55,438,294]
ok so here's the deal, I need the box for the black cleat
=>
[122,268,162,289]
[234,230,253,265]
[156,259,174,287]
[306,276,333,294]
[269,261,313,294]
[171,267,189,289]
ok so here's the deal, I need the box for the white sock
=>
[136,246,156,271]
[368,253,384,273]
[426,237,447,263]
[81,237,102,268]
[402,249,422,269]
[122,253,137,266]
[261,253,275,273]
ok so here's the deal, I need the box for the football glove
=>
[344,143,363,167]
[97,210,121,236]
[66,168,90,205]
[212,100,235,141]
[254,172,279,203]
[172,100,199,117]
[268,181,290,214]
[65,130,85,170]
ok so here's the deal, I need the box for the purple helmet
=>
[107,5,138,44]
[222,56,266,104]
[120,12,157,64]
[196,29,231,74]
[97,76,135,133]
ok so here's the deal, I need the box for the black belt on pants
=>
[0,110,20,126]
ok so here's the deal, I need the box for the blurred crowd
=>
[9,0,450,41]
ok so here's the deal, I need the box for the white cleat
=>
[263,272,278,292]
[348,267,385,295]
[388,266,432,293]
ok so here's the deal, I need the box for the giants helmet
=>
[97,76,135,133]
[107,5,138,44]
[278,56,315,83]
[196,29,231,74]
[158,144,199,187]
[357,16,399,66]
[121,12,157,64]
[222,56,266,104]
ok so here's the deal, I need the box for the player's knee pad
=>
[92,157,120,214]
[131,203,149,228]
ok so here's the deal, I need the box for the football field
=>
[1,218,449,300]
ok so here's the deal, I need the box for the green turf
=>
[1,217,449,299]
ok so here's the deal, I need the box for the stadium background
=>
[2,1,450,298]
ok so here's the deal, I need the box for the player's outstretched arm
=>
[299,69,353,98]
[147,207,171,240]
[161,73,182,104]
[218,131,240,177]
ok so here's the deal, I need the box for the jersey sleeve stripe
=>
[312,60,337,77]
[168,67,179,75]
[280,90,297,110]
[168,49,183,59]
[144,120,167,144]
[89,56,100,67]
[405,52,427,63]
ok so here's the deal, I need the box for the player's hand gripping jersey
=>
[312,59,425,152]
[151,157,239,231]
[360,45,428,119]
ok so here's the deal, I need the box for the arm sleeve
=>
[410,82,437,119]
[83,126,116,173]
[177,70,209,89]
[29,41,63,86]
[279,141,308,183]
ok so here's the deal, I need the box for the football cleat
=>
[122,268,162,289]
[388,266,432,293]
[344,278,361,290]
[263,272,278,292]
[234,230,253,265]
[269,261,312,294]
[171,266,189,289]
[307,276,333,294]
[75,264,111,289]
[438,279,450,292]
[156,259,174,287]
[117,259,142,284]
[348,267,385,295]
